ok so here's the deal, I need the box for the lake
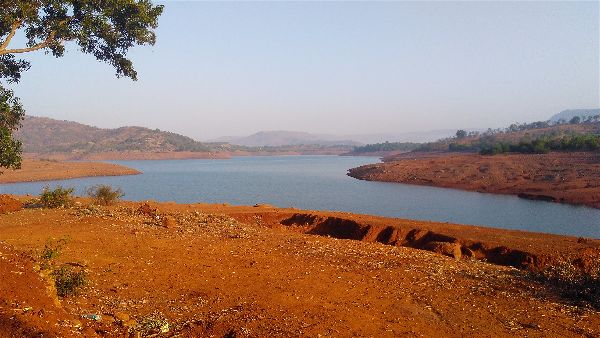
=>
[1,155,599,238]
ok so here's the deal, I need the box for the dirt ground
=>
[0,160,140,184]
[0,198,599,337]
[348,151,600,209]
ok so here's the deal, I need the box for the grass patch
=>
[86,184,124,206]
[39,185,75,208]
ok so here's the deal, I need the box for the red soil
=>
[0,198,598,336]
[0,195,22,214]
[348,151,600,209]
[0,242,83,337]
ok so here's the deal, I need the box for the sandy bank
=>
[348,151,600,209]
[0,160,141,184]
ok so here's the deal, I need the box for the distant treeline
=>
[352,141,420,153]
[415,116,600,155]
[477,134,600,155]
[445,134,600,155]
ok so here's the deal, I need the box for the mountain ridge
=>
[15,116,211,154]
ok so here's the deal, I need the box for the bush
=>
[86,184,124,205]
[39,186,75,208]
[53,265,87,297]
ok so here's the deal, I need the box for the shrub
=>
[39,186,75,208]
[53,265,87,297]
[86,184,124,206]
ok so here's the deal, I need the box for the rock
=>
[423,241,462,260]
[137,203,157,216]
[406,228,429,243]
[162,216,178,228]
[114,312,130,323]
[0,195,23,214]
[124,319,138,328]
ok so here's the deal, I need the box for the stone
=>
[423,241,462,260]
[162,216,178,228]
[137,203,157,216]
[114,312,130,323]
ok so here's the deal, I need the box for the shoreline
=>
[348,151,600,209]
[0,159,141,184]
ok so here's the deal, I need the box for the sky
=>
[8,1,600,140]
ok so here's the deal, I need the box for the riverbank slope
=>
[348,151,600,209]
[0,197,598,336]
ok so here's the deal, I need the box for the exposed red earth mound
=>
[1,198,598,336]
[348,151,600,209]
[0,242,84,337]
[0,195,22,214]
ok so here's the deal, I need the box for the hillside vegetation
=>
[346,141,421,155]
[15,116,211,154]
[417,118,600,155]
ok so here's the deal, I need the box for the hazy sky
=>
[9,1,599,140]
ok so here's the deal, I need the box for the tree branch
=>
[0,31,57,56]
[0,20,22,51]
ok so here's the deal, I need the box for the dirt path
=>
[0,160,140,184]
[0,199,598,337]
[348,152,600,209]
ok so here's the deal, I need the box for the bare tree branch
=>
[0,20,22,51]
[0,31,57,56]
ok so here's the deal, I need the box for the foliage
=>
[479,134,600,155]
[39,237,69,270]
[53,265,87,297]
[352,141,420,153]
[455,129,467,139]
[87,184,124,205]
[0,0,163,169]
[0,86,24,169]
[40,237,68,261]
[39,185,75,208]
[140,317,170,335]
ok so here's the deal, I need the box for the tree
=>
[0,0,163,170]
[569,116,581,124]
[455,129,467,139]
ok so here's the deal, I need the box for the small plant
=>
[39,185,75,208]
[140,317,170,335]
[40,237,68,261]
[86,184,124,206]
[53,265,87,297]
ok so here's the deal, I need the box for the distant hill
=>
[210,129,471,146]
[15,116,211,154]
[550,109,600,123]
[212,130,362,147]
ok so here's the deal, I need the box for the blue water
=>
[1,156,599,238]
